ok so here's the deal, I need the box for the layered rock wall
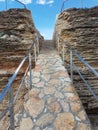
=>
[53,7,98,112]
[0,9,43,110]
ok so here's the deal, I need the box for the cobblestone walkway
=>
[19,45,92,130]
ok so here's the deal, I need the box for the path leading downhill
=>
[19,41,92,130]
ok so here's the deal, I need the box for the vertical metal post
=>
[37,36,39,55]
[34,33,39,56]
[62,42,65,62]
[70,47,73,83]
[57,37,59,54]
[9,86,15,130]
[29,51,32,88]
[34,43,37,63]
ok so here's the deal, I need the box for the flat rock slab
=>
[19,49,92,130]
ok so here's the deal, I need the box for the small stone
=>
[41,74,50,81]
[36,113,54,128]
[46,128,54,130]
[48,101,62,113]
[32,78,40,84]
[48,79,61,86]
[55,60,63,65]
[34,65,42,72]
[28,71,40,78]
[39,90,45,98]
[60,100,69,112]
[23,113,27,118]
[54,113,75,130]
[65,93,79,101]
[2,34,9,39]
[55,91,64,99]
[24,93,29,101]
[32,71,40,77]
[57,85,65,91]
[63,85,75,93]
[33,118,36,122]
[24,97,44,118]
[70,102,81,113]
[36,60,42,65]
[36,81,45,88]
[76,123,91,130]
[42,69,51,74]
[44,87,55,95]
[47,97,56,104]
[65,78,71,82]
[44,108,47,113]
[78,111,86,121]
[19,117,33,130]
[34,127,41,130]
[55,66,65,71]
[15,113,22,125]
[75,116,81,121]
[28,88,40,98]
[52,71,67,78]
[57,99,60,102]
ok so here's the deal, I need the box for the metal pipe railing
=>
[62,42,65,62]
[56,35,98,101]
[70,47,73,83]
[73,63,98,101]
[0,34,39,130]
[72,50,98,77]
[57,35,60,54]
[60,0,69,13]
[15,0,26,8]
[5,0,26,10]
[70,47,98,101]
[0,55,28,102]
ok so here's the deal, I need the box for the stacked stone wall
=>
[53,6,98,111]
[0,9,43,111]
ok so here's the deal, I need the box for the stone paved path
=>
[19,43,92,130]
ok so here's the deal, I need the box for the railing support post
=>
[57,37,59,54]
[29,52,32,88]
[34,43,37,63]
[62,42,65,62]
[70,48,73,83]
[9,86,15,130]
[37,37,39,55]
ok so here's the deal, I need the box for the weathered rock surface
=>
[24,97,44,118]
[0,9,43,111]
[19,117,34,130]
[18,42,91,130]
[53,6,98,112]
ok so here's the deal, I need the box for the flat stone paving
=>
[19,47,92,130]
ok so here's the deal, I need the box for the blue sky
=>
[0,0,98,39]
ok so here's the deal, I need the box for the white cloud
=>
[47,0,54,4]
[36,0,46,5]
[36,0,54,5]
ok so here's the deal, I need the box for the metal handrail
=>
[70,47,98,101]
[61,0,69,13]
[56,36,98,101]
[73,63,98,101]
[15,0,26,8]
[0,34,39,130]
[5,0,26,10]
[0,55,27,102]
[72,50,98,77]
